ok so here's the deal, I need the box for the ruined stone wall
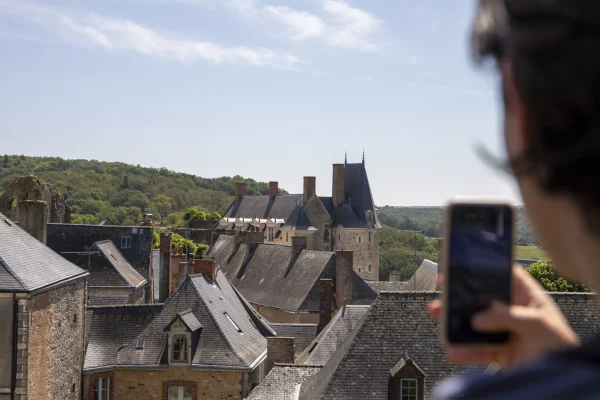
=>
[28,280,86,400]
[252,304,319,324]
[332,228,380,280]
[84,368,245,400]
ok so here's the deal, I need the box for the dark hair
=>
[472,0,600,232]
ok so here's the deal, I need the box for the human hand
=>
[429,265,580,368]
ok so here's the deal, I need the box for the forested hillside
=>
[378,206,538,245]
[0,155,287,225]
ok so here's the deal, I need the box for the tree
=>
[2,155,8,168]
[153,229,160,249]
[195,243,209,257]
[526,260,592,292]
[110,189,149,210]
[208,212,222,220]
[151,194,174,221]
[183,207,208,222]
[171,233,197,255]
[164,213,183,227]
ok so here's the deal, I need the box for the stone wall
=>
[332,228,379,280]
[47,224,153,278]
[252,304,319,324]
[85,368,246,400]
[27,280,86,400]
[0,295,13,392]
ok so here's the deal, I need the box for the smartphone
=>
[442,199,514,345]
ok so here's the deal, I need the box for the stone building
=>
[0,210,88,400]
[84,262,273,400]
[217,156,381,281]
[73,240,148,306]
[206,233,377,324]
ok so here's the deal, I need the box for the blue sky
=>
[0,0,519,206]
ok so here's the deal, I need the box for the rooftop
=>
[247,364,322,400]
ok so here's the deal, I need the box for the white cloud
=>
[0,0,299,70]
[323,0,382,51]
[264,5,326,41]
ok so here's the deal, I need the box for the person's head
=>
[471,0,600,283]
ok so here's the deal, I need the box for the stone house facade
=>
[0,207,88,400]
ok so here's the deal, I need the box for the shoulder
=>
[434,356,600,400]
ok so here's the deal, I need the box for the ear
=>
[500,59,532,154]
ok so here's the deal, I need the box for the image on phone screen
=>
[447,204,513,344]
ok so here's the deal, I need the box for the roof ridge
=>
[0,255,25,290]
[98,243,146,287]
[273,363,323,368]
[87,303,164,309]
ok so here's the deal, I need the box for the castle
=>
[218,156,381,280]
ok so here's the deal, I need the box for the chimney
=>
[158,232,172,302]
[266,337,295,374]
[291,236,308,260]
[269,181,279,199]
[317,279,333,334]
[245,231,265,255]
[332,164,345,207]
[17,200,48,244]
[335,250,354,308]
[303,176,316,203]
[194,259,217,281]
[178,261,188,287]
[235,183,246,201]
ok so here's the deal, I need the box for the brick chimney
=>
[194,259,217,281]
[291,236,308,260]
[235,183,246,201]
[266,337,295,374]
[332,164,345,207]
[318,279,333,334]
[269,181,279,199]
[335,250,354,308]
[17,200,48,244]
[303,176,316,203]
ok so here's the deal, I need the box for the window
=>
[94,377,110,400]
[168,386,193,400]
[224,312,242,333]
[401,379,417,400]
[286,232,289,242]
[121,236,132,249]
[368,264,372,272]
[359,236,362,243]
[338,234,341,241]
[73,313,77,323]
[171,334,188,362]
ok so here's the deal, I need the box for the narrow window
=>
[168,386,193,400]
[359,236,362,243]
[401,379,418,400]
[121,236,132,249]
[73,314,77,323]
[286,232,289,242]
[368,264,372,272]
[94,377,110,400]
[338,234,341,241]
[171,334,189,362]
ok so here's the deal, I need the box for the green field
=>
[515,245,548,260]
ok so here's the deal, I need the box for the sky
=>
[0,0,520,206]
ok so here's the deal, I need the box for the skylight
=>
[224,312,242,333]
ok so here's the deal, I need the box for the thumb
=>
[472,301,538,333]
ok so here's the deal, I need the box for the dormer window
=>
[164,311,202,366]
[388,353,425,400]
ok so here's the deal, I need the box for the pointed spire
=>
[345,151,347,165]
[362,149,365,165]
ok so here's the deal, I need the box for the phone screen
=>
[446,204,513,344]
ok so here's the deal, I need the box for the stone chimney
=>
[303,176,316,203]
[291,236,308,261]
[178,261,189,287]
[194,259,217,281]
[335,250,354,308]
[317,279,333,334]
[245,231,265,256]
[332,164,345,207]
[235,183,246,201]
[17,200,48,244]
[389,271,402,282]
[158,232,172,302]
[269,181,279,199]
[266,337,295,374]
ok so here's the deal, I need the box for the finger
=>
[512,265,546,295]
[472,301,538,333]
[437,273,444,288]
[445,346,505,366]
[428,300,442,319]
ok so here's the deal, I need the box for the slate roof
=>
[270,324,319,356]
[74,240,146,289]
[0,212,88,292]
[85,270,267,371]
[207,236,377,313]
[88,294,131,307]
[404,259,438,292]
[221,161,380,230]
[247,364,322,400]
[367,281,408,293]
[297,305,370,365]
[299,291,600,400]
